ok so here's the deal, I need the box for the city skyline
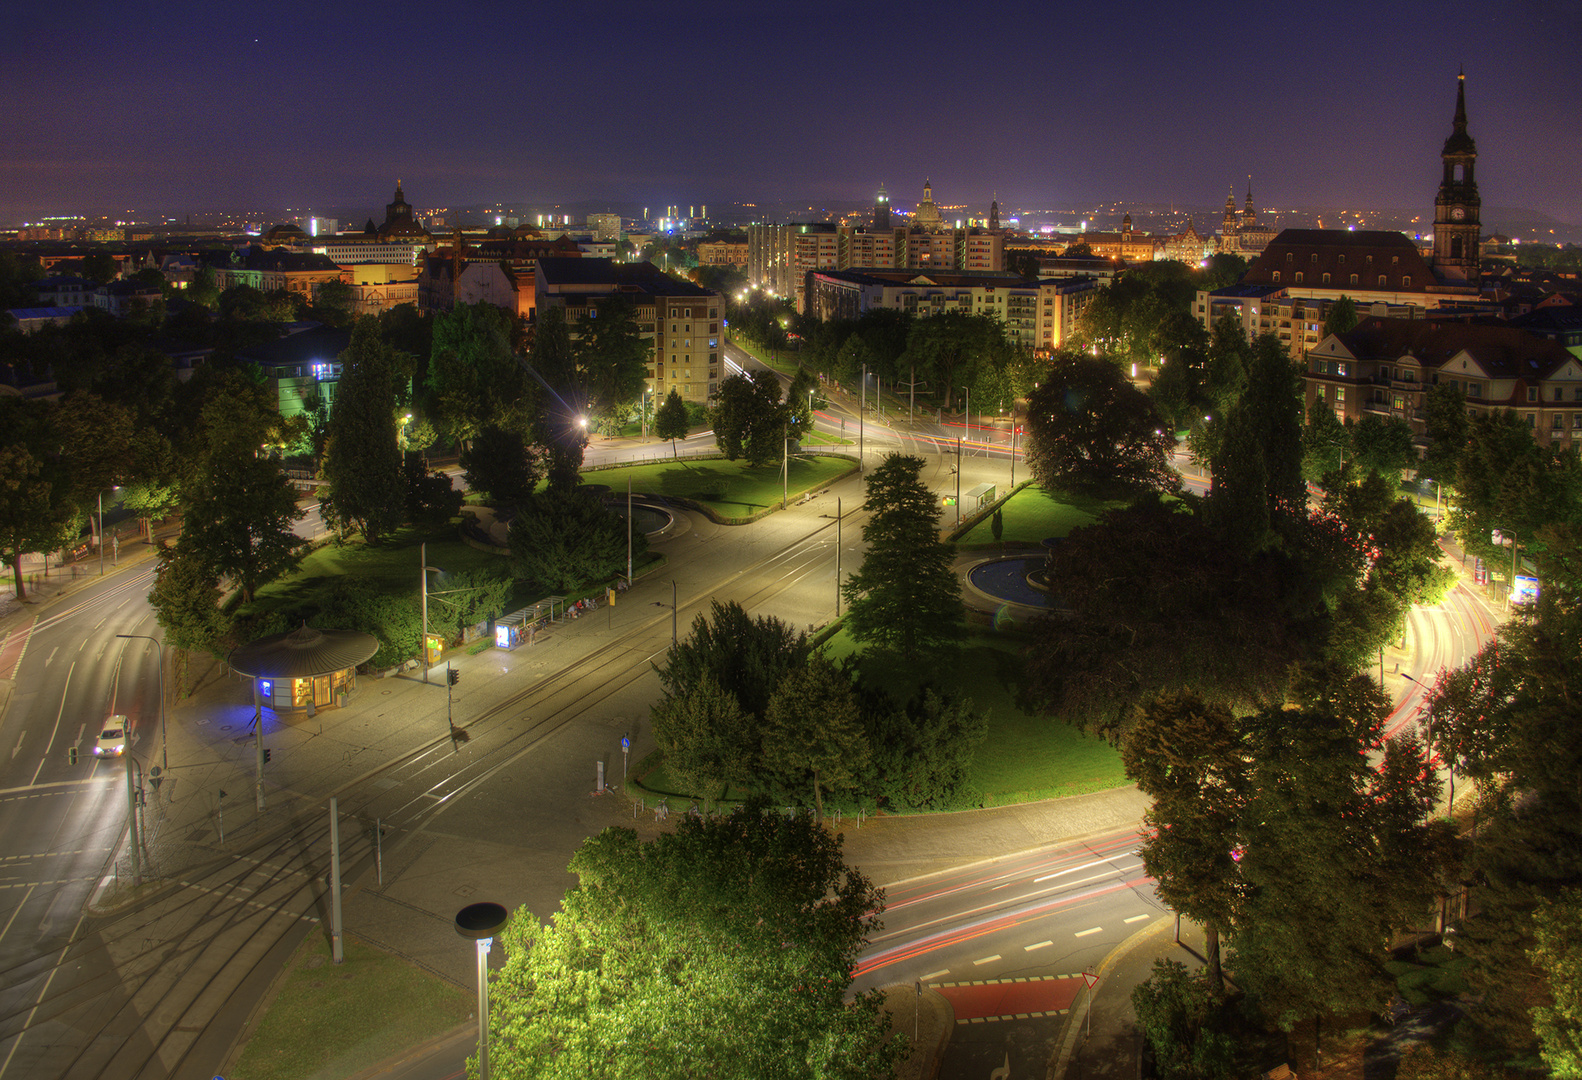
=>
[5,0,1582,228]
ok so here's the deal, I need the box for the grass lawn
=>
[638,630,1128,811]
[242,522,515,618]
[232,932,471,1080]
[1386,943,1472,1006]
[588,455,854,517]
[728,337,800,377]
[955,485,1117,548]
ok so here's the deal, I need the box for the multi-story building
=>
[333,263,420,317]
[1197,75,1488,361]
[234,324,352,423]
[93,280,163,318]
[309,238,427,265]
[1304,317,1582,450]
[747,222,839,306]
[696,241,749,267]
[1072,214,1162,262]
[33,274,97,307]
[535,258,723,404]
[587,213,623,241]
[211,246,345,298]
[802,268,1096,354]
[1219,182,1278,259]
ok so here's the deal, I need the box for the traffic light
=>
[68,747,79,765]
[263,749,272,763]
[447,667,461,686]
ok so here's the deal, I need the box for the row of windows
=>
[1275,271,1410,288]
[1287,252,1399,266]
[1528,385,1582,402]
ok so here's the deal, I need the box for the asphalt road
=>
[0,349,1498,1078]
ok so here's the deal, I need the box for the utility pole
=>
[835,497,842,616]
[897,365,929,425]
[956,437,963,525]
[125,755,141,887]
[330,796,344,963]
[420,543,444,683]
[859,364,865,472]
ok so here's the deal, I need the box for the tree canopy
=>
[841,454,964,662]
[1023,353,1179,498]
[485,802,902,1080]
[710,369,785,466]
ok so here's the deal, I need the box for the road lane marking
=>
[11,733,22,759]
[1024,940,1053,951]
[921,969,950,982]
[45,648,57,666]
[1124,914,1151,924]
[1033,856,1135,884]
[0,884,35,944]
[973,955,1001,966]
[1074,927,1102,937]
[30,661,77,787]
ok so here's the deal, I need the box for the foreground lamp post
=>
[117,634,167,774]
[456,901,509,1080]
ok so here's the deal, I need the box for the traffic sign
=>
[1082,971,1098,990]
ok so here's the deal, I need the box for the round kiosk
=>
[229,623,379,716]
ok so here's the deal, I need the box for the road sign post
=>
[622,733,630,778]
[1082,970,1098,1040]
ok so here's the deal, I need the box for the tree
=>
[1420,380,1470,488]
[655,600,810,723]
[428,302,532,450]
[1322,295,1358,337]
[485,803,902,1080]
[319,318,405,545]
[761,656,869,820]
[1300,397,1351,482]
[507,488,637,591]
[311,279,354,328]
[178,382,304,603]
[460,424,542,507]
[1123,692,1248,993]
[653,388,689,457]
[0,439,77,601]
[1349,413,1416,479]
[710,370,785,466]
[422,568,513,644]
[787,365,819,435]
[1022,353,1178,498]
[573,297,650,425]
[1206,332,1305,551]
[650,675,755,804]
[1529,889,1582,1078]
[146,542,229,689]
[842,454,964,662]
[1229,707,1443,1035]
[1023,496,1322,740]
[862,686,988,811]
[1130,960,1237,1080]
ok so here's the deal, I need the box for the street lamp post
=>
[956,436,963,525]
[1495,528,1520,609]
[651,581,678,646]
[117,634,167,774]
[960,385,970,458]
[456,902,509,1080]
[98,488,118,575]
[420,543,444,683]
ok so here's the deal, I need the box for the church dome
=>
[263,222,308,245]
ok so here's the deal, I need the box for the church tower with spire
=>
[1432,70,1481,282]
[989,198,999,231]
[873,184,890,229]
[1243,177,1256,226]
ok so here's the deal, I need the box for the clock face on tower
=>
[1451,207,1466,221]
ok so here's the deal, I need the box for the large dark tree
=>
[573,296,650,426]
[178,381,305,603]
[1023,352,1178,498]
[1124,692,1248,993]
[1206,332,1305,551]
[428,302,532,450]
[485,803,902,1080]
[710,369,785,466]
[320,318,405,545]
[1349,412,1416,479]
[1419,380,1470,489]
[653,388,689,456]
[761,656,869,821]
[842,453,964,662]
[1023,495,1323,740]
[655,600,810,722]
[460,424,542,508]
[507,488,636,591]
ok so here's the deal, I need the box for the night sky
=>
[5,0,1582,226]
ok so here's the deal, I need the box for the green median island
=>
[233,933,471,1080]
[827,631,1128,807]
[638,629,1127,813]
[590,454,855,519]
[953,483,1117,548]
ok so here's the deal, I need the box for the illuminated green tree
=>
[485,803,902,1080]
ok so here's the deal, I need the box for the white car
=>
[94,716,128,757]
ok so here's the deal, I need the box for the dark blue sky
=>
[5,0,1582,227]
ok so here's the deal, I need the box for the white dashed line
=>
[921,969,950,982]
[1124,914,1151,924]
[1024,940,1053,951]
[1074,927,1102,937]
[973,954,1002,966]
